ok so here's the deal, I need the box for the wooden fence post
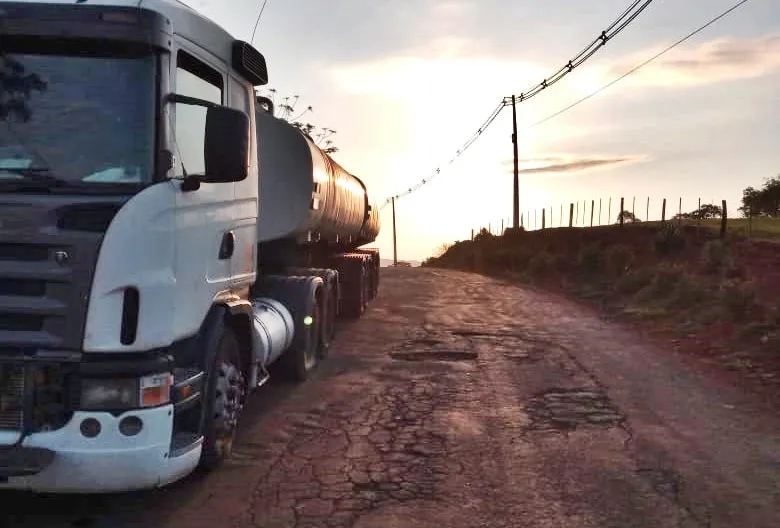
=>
[632,196,636,218]
[569,203,574,228]
[542,209,546,230]
[590,200,595,227]
[521,213,524,228]
[662,198,667,223]
[720,200,728,239]
[471,228,474,241]
[698,198,701,228]
[608,198,612,225]
[646,197,650,222]
[575,202,579,227]
[678,197,682,226]
[620,197,625,226]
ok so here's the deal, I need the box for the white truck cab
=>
[0,0,263,492]
[0,0,380,493]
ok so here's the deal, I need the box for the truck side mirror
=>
[203,105,250,184]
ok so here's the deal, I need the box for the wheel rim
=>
[213,360,245,458]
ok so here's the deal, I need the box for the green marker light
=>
[303,315,314,326]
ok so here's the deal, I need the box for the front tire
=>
[199,327,246,471]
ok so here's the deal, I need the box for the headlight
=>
[80,373,172,411]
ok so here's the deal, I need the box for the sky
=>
[187,0,780,262]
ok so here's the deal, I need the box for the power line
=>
[527,0,753,130]
[381,0,657,208]
[250,0,271,44]
[381,101,505,208]
[506,0,656,104]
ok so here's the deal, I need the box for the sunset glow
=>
[187,0,779,262]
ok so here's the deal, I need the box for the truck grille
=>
[0,198,128,352]
[0,278,46,297]
[0,364,25,431]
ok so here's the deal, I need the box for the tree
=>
[616,210,641,224]
[433,243,451,258]
[674,203,722,220]
[256,89,339,154]
[0,54,47,122]
[739,176,780,218]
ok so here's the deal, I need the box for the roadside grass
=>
[423,222,780,387]
[635,217,780,241]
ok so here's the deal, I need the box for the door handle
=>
[219,231,235,260]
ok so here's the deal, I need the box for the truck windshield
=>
[0,51,156,189]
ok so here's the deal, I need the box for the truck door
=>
[169,45,238,338]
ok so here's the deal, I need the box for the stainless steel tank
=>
[254,110,380,246]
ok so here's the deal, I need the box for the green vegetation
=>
[423,223,780,375]
[698,217,780,240]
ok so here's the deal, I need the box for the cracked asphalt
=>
[2,268,779,528]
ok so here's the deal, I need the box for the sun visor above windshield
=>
[0,2,171,50]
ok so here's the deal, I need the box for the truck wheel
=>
[280,292,322,381]
[363,260,373,303]
[342,259,366,319]
[319,287,337,359]
[200,327,246,471]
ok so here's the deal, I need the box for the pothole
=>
[389,351,478,362]
[525,388,623,431]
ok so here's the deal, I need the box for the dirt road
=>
[3,268,779,528]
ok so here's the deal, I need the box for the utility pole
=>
[511,95,519,229]
[392,197,397,266]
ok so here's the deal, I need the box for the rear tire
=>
[342,258,366,319]
[199,327,246,471]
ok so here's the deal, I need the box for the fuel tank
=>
[254,110,380,247]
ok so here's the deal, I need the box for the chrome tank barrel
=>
[254,110,380,246]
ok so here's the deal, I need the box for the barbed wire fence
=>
[468,196,773,242]
[378,0,756,259]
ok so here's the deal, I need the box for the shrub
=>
[473,228,494,243]
[654,222,686,255]
[613,268,656,295]
[484,248,515,273]
[665,273,710,309]
[700,240,733,275]
[528,251,555,277]
[577,243,602,275]
[634,267,684,303]
[719,281,756,323]
[604,245,635,277]
[503,226,526,239]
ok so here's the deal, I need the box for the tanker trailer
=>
[0,0,382,490]
[253,106,381,319]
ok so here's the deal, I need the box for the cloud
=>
[327,35,546,101]
[503,155,646,175]
[606,34,780,87]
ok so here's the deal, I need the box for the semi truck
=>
[0,0,381,492]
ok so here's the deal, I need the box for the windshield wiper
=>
[0,168,70,187]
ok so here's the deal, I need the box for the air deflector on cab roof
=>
[232,40,268,86]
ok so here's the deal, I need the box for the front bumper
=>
[0,405,201,493]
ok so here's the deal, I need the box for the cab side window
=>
[173,51,224,177]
